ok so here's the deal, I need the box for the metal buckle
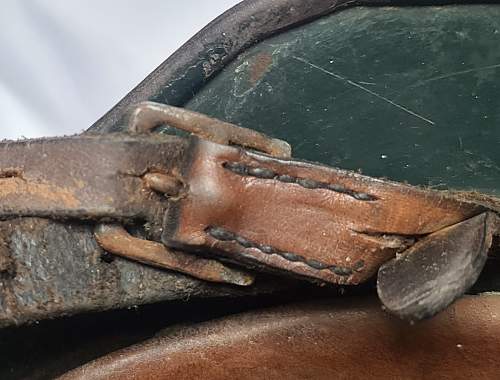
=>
[128,101,291,158]
[94,101,292,287]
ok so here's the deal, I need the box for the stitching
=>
[206,226,363,276]
[222,161,376,201]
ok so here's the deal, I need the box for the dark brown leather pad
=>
[61,295,500,380]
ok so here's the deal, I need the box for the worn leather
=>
[60,295,500,380]
[0,133,278,328]
[163,137,494,285]
[0,134,188,230]
[0,130,499,327]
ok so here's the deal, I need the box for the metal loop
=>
[128,101,291,158]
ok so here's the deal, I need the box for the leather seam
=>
[222,161,376,201]
[206,226,364,276]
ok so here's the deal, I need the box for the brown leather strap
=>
[1,104,499,322]
[1,108,496,288]
[0,134,187,230]
[163,137,492,285]
[59,295,500,380]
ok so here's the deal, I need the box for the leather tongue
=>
[377,212,497,321]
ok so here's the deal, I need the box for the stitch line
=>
[222,161,377,201]
[206,226,364,276]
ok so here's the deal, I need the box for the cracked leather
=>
[0,217,269,327]
[1,132,499,327]
[0,134,279,328]
[163,137,497,285]
[0,134,186,228]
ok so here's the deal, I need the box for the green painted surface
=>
[187,5,500,195]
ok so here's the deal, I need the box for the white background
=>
[0,1,241,139]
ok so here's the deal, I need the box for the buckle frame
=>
[129,101,291,158]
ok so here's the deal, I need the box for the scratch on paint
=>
[293,56,435,126]
[415,63,500,85]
